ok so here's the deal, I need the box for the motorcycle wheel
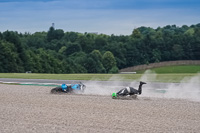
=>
[51,87,64,94]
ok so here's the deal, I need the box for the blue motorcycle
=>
[51,82,86,94]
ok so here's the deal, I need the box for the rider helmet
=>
[112,93,117,98]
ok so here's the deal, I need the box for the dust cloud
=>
[84,70,200,102]
[141,70,200,102]
[83,80,121,95]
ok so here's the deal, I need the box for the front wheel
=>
[80,84,86,92]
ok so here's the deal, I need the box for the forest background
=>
[0,23,200,73]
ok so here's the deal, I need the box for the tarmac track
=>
[0,78,175,88]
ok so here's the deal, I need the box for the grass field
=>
[0,73,199,83]
[136,65,200,74]
[0,65,199,83]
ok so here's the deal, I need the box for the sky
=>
[0,0,200,35]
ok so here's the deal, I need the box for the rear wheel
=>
[51,87,63,94]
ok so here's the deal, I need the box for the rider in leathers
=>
[117,81,147,96]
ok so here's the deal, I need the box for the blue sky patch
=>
[0,0,200,35]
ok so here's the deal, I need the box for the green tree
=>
[27,32,47,48]
[151,49,161,62]
[102,51,118,73]
[68,52,88,73]
[47,27,64,42]
[23,49,42,73]
[131,28,142,38]
[90,50,103,61]
[84,57,97,73]
[65,42,82,56]
[104,42,126,69]
[47,26,55,41]
[90,50,106,73]
[64,32,78,43]
[58,46,67,54]
[0,40,22,72]
[94,36,107,50]
[172,44,184,59]
[77,34,93,53]
[0,32,2,40]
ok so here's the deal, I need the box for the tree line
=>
[0,23,200,73]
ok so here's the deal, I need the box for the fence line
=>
[119,60,200,72]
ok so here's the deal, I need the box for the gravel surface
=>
[0,84,200,133]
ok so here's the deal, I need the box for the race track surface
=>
[0,78,174,87]
[0,84,200,133]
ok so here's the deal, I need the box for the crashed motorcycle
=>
[51,82,86,94]
[112,81,147,100]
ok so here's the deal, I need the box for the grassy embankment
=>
[0,65,199,83]
[136,65,200,74]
